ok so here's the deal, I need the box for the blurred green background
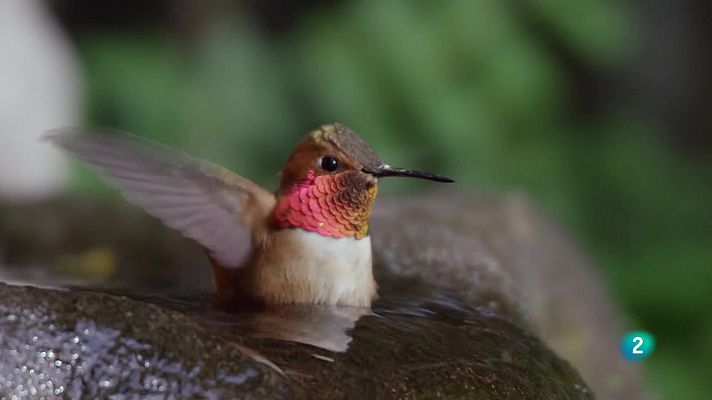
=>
[44,0,712,398]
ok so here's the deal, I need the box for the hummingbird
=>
[46,123,453,307]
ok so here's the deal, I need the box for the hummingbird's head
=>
[273,123,453,239]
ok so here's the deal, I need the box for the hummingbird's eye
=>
[320,156,339,172]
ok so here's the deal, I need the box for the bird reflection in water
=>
[145,292,371,353]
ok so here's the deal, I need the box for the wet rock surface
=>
[371,192,646,399]
[0,192,647,398]
[0,282,591,399]
[0,283,294,399]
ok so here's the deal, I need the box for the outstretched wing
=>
[46,129,276,268]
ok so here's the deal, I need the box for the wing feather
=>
[45,129,276,268]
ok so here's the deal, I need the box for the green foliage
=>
[75,0,711,397]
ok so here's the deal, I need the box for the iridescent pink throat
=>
[273,170,377,239]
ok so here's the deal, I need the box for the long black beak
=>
[364,164,454,183]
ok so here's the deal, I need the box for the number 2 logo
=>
[621,331,655,361]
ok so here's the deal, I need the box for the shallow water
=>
[0,248,504,355]
[85,272,504,355]
[0,266,594,398]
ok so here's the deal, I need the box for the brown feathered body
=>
[47,123,451,307]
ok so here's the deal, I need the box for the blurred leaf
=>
[523,0,637,66]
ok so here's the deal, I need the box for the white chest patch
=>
[254,229,377,307]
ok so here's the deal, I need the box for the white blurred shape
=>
[0,0,83,199]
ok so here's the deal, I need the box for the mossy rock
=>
[0,282,591,399]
